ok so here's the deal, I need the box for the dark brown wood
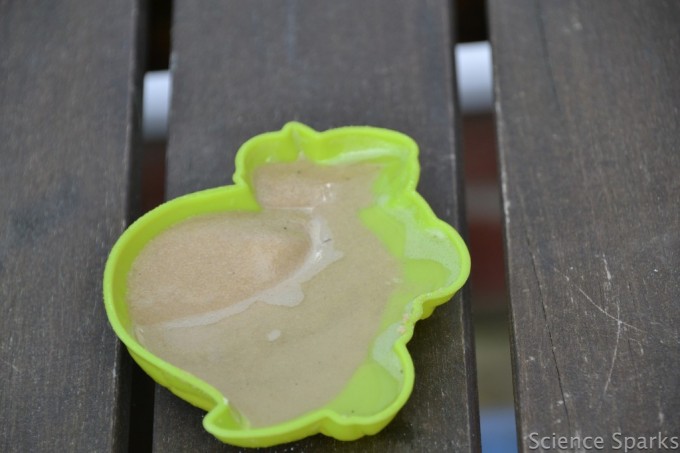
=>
[489,0,680,450]
[155,0,479,451]
[0,1,144,451]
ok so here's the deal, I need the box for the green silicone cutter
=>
[103,122,470,447]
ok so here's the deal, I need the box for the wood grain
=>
[156,0,479,451]
[0,1,144,451]
[489,0,680,449]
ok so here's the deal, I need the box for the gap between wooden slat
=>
[126,1,173,451]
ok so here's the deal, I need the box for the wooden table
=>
[490,1,680,450]
[1,1,677,451]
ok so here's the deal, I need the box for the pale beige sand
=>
[127,159,402,427]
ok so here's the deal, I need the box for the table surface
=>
[1,1,678,452]
[490,0,680,449]
[0,0,142,451]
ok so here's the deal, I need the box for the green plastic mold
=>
[103,122,470,447]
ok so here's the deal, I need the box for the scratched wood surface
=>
[0,1,144,451]
[489,0,680,449]
[155,0,479,451]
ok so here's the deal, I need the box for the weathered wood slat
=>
[0,1,144,451]
[489,0,680,449]
[155,0,479,451]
